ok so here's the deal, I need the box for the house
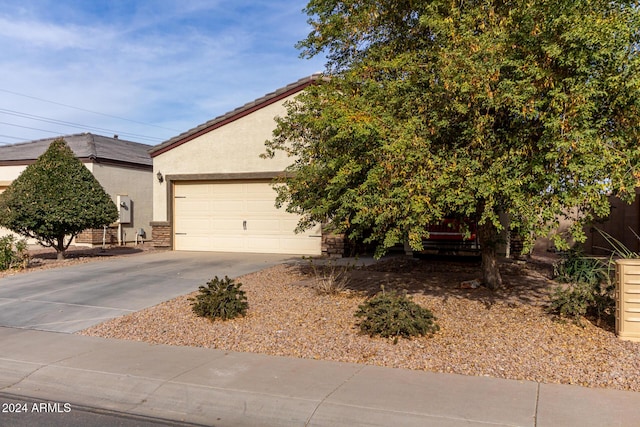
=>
[149,75,338,256]
[0,133,153,246]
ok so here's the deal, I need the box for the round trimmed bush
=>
[355,288,439,342]
[190,276,248,321]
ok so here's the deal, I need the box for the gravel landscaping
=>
[78,254,640,392]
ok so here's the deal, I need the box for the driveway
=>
[0,251,297,333]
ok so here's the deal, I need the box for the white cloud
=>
[0,1,326,145]
[0,17,115,50]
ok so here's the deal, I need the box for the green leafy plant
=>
[0,138,118,260]
[190,276,248,321]
[0,235,28,271]
[553,249,609,287]
[549,282,596,325]
[305,256,355,295]
[594,227,640,259]
[355,286,439,343]
[550,248,614,326]
[264,1,640,291]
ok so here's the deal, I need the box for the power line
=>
[0,121,66,135]
[0,134,26,146]
[0,108,165,143]
[0,134,26,141]
[0,87,181,133]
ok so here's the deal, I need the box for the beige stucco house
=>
[0,133,153,246]
[149,75,333,256]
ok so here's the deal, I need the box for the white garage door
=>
[173,181,321,254]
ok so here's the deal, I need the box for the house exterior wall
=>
[0,165,28,182]
[88,163,153,243]
[152,93,296,223]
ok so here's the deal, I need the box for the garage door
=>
[173,181,321,254]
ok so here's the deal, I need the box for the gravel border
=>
[79,256,640,392]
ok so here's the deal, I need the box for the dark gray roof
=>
[149,74,322,157]
[0,133,152,167]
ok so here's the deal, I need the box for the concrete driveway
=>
[0,251,297,333]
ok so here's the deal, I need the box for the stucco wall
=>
[584,191,640,255]
[0,165,28,183]
[152,93,296,222]
[89,163,153,242]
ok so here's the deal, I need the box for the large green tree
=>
[265,0,640,288]
[0,138,118,260]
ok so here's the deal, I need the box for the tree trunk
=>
[477,220,503,290]
[55,236,66,260]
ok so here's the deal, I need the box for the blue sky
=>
[0,0,326,146]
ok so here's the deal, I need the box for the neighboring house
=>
[0,133,153,246]
[149,75,334,256]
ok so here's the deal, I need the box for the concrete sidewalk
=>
[1,327,639,426]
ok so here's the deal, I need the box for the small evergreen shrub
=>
[549,282,595,322]
[190,276,248,321]
[355,287,439,342]
[0,235,28,271]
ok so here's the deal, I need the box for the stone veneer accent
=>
[151,222,171,248]
[76,227,117,245]
[510,234,525,258]
[322,233,345,257]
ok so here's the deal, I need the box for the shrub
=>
[355,287,439,342]
[0,235,28,271]
[549,282,595,322]
[0,138,118,260]
[550,249,614,326]
[190,276,248,321]
[553,249,609,286]
[306,256,355,295]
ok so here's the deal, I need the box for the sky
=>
[0,0,326,146]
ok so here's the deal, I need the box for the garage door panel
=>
[175,218,213,232]
[175,235,211,251]
[210,236,246,250]
[215,201,245,212]
[175,199,215,215]
[173,182,321,255]
[278,219,304,232]
[175,185,210,197]
[212,219,243,232]
[213,185,244,196]
[248,237,283,251]
[245,219,281,234]
[246,200,279,213]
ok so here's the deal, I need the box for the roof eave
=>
[149,74,321,158]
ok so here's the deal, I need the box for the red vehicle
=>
[420,218,479,255]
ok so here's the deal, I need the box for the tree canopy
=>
[265,0,640,288]
[0,138,118,259]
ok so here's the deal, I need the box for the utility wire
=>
[0,133,26,141]
[0,108,165,143]
[0,87,180,133]
[0,121,66,135]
